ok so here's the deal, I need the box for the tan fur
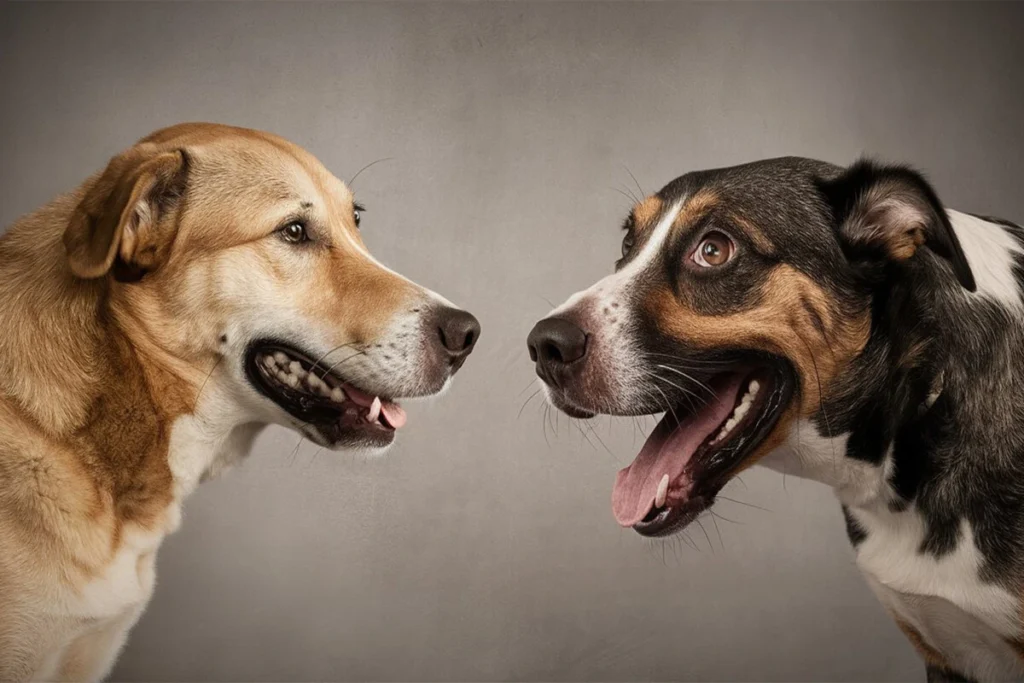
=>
[649,264,871,414]
[647,264,871,472]
[632,196,663,232]
[0,123,434,680]
[672,189,718,230]
[724,209,775,253]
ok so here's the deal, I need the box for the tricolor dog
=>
[528,157,1024,681]
[0,123,479,680]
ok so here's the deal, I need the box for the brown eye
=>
[280,221,308,244]
[692,231,734,267]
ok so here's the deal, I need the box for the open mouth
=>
[612,360,793,537]
[245,339,407,448]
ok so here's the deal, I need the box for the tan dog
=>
[0,123,480,681]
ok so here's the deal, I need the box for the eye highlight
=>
[279,221,309,244]
[691,231,735,268]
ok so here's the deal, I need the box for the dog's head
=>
[529,157,974,536]
[63,123,479,452]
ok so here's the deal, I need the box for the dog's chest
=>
[71,412,260,621]
[849,504,1024,678]
[73,509,179,621]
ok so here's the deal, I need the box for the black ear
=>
[817,159,976,292]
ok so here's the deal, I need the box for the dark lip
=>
[545,391,597,419]
[633,496,709,537]
[244,338,396,448]
[630,358,795,537]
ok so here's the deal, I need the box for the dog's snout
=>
[433,306,481,361]
[528,318,587,386]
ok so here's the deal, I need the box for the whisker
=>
[348,157,394,186]
[653,364,716,398]
[581,419,616,459]
[642,352,725,365]
[191,356,223,412]
[317,350,367,381]
[710,510,743,525]
[645,372,701,416]
[649,384,680,426]
[305,446,325,469]
[796,334,837,475]
[517,377,540,397]
[541,404,552,448]
[718,495,771,512]
[572,420,599,452]
[518,388,542,419]
[708,511,724,549]
[623,165,645,199]
[309,341,361,373]
[695,518,714,554]
[611,187,638,205]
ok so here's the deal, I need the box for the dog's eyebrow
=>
[299,201,314,210]
[353,202,366,212]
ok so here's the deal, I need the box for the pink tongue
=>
[380,403,406,429]
[611,374,746,527]
[343,384,406,429]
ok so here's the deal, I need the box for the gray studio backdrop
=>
[2,2,1022,681]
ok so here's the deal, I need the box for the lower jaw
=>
[632,495,711,537]
[304,417,396,449]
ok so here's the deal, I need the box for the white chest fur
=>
[72,402,262,623]
[852,504,1023,680]
[762,420,1023,679]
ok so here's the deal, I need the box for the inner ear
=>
[817,159,976,292]
[64,147,189,280]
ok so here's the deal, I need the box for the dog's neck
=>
[0,194,259,504]
[0,193,111,434]
[766,215,1024,521]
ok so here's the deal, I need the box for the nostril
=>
[435,307,481,356]
[527,317,588,372]
[542,341,564,364]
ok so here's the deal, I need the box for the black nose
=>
[434,307,481,359]
[527,317,587,386]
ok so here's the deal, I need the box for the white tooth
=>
[273,352,289,365]
[289,361,303,376]
[366,396,381,422]
[286,374,299,389]
[276,370,289,383]
[749,380,760,395]
[307,374,324,391]
[656,474,669,509]
[331,387,346,403]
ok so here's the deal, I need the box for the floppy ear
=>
[63,145,189,280]
[817,159,976,292]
